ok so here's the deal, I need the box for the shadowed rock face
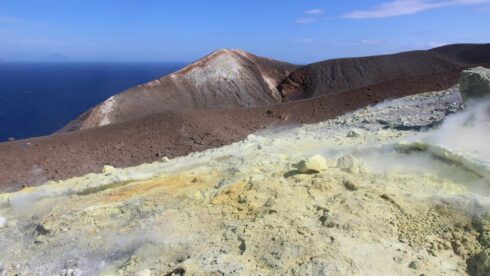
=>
[61,49,298,131]
[460,66,490,102]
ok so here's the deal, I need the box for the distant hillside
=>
[279,44,490,100]
[42,53,70,62]
[62,49,297,131]
[430,43,490,66]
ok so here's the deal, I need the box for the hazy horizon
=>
[1,0,490,64]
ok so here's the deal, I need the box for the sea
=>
[0,62,185,141]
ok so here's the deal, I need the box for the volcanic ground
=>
[1,45,490,275]
[1,44,490,192]
[1,86,490,275]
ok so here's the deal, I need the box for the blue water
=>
[0,62,185,141]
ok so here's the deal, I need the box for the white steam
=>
[426,98,490,161]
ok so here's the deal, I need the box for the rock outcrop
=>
[460,66,490,101]
[296,154,328,173]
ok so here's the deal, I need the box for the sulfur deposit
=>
[296,154,329,173]
[1,86,490,275]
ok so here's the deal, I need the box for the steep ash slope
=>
[278,43,490,100]
[62,49,297,131]
[279,50,457,100]
[430,43,490,66]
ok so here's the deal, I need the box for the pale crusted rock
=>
[297,154,328,173]
[460,66,490,102]
[102,165,116,174]
[0,216,6,228]
[136,269,152,276]
[337,154,364,174]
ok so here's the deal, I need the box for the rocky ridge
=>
[1,64,469,192]
[63,44,490,131]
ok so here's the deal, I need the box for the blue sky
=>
[0,0,489,63]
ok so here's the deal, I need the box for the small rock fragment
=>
[0,216,6,228]
[347,129,362,138]
[445,103,463,115]
[409,260,420,270]
[162,156,170,162]
[393,256,403,264]
[319,209,335,227]
[343,180,358,191]
[296,154,328,173]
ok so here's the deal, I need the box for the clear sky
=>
[0,0,489,63]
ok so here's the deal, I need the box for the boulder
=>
[296,154,328,173]
[460,66,490,102]
[337,154,364,174]
[102,165,116,174]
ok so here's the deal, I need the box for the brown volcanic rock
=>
[278,44,490,101]
[62,49,297,131]
[2,45,490,192]
[279,50,459,101]
[278,69,312,100]
[0,68,471,192]
[430,43,490,66]
[63,44,489,131]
